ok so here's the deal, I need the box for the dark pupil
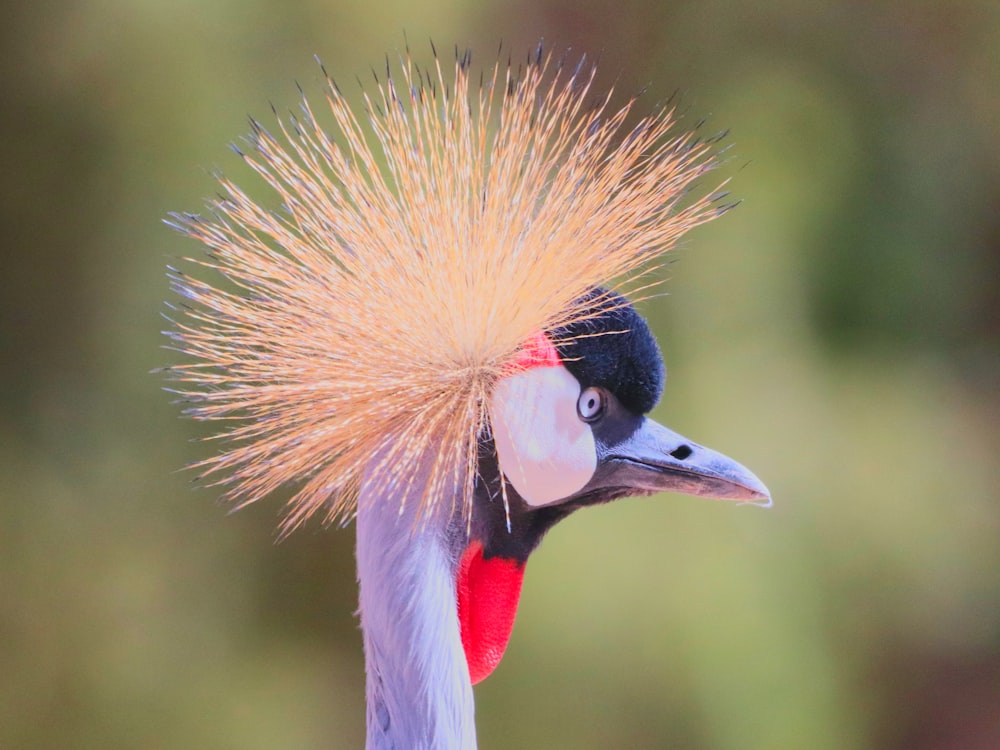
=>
[587,397,596,410]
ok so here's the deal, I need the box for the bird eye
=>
[577,387,605,422]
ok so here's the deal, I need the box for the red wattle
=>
[456,541,525,684]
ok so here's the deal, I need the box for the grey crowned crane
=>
[166,47,770,749]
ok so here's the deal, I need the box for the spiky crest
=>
[165,48,725,534]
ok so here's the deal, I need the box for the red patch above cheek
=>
[456,541,525,684]
[507,330,560,372]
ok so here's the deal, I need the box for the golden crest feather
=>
[165,47,725,534]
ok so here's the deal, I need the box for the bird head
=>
[165,50,772,698]
[457,289,769,684]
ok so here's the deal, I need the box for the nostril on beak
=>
[669,444,693,460]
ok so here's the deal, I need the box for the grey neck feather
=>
[356,454,477,750]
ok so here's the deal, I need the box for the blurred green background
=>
[2,0,998,748]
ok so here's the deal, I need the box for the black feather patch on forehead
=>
[552,289,665,414]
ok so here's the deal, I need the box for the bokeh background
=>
[2,1,998,748]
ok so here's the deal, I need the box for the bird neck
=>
[356,456,477,750]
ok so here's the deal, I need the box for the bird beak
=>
[592,416,771,505]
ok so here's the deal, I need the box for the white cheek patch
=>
[490,364,597,507]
